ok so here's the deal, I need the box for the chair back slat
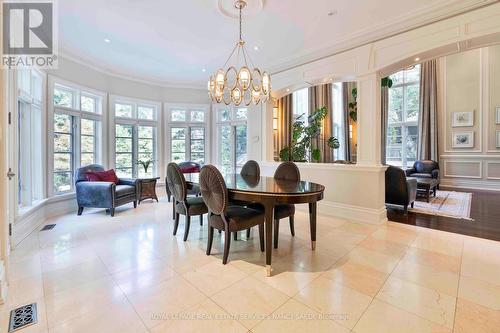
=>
[166,163,187,202]
[200,165,228,215]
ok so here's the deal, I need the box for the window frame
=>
[111,95,161,178]
[165,103,210,166]
[15,68,47,211]
[214,105,249,172]
[387,65,421,168]
[48,77,105,195]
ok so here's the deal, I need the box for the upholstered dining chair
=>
[166,163,208,241]
[249,161,300,248]
[200,165,265,264]
[235,160,261,240]
[272,161,300,248]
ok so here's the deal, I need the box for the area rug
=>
[410,190,473,220]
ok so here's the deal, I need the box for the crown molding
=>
[267,0,496,76]
[57,49,207,91]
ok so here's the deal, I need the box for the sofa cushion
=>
[86,169,119,184]
[115,185,135,197]
[86,172,101,181]
[411,173,432,178]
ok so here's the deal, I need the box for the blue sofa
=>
[75,164,139,217]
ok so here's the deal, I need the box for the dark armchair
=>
[385,165,417,214]
[405,160,440,182]
[75,164,139,217]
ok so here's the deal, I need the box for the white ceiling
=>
[58,0,493,87]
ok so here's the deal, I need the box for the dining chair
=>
[200,165,265,264]
[233,160,261,240]
[248,161,300,248]
[166,163,208,241]
[271,161,300,248]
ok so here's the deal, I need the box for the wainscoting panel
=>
[486,161,500,180]
[443,160,483,179]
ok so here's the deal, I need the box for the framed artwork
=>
[497,130,500,148]
[452,111,474,127]
[452,131,474,148]
[496,107,500,124]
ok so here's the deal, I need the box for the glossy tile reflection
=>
[4,196,500,332]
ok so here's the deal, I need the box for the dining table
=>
[186,172,325,276]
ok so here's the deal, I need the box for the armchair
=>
[405,160,440,182]
[385,165,417,214]
[75,164,139,217]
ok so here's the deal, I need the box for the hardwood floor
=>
[388,188,500,242]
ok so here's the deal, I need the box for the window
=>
[17,69,45,208]
[216,106,248,173]
[53,114,73,193]
[332,82,346,161]
[113,98,159,178]
[51,81,103,194]
[167,105,208,165]
[387,65,420,168]
[115,124,134,177]
[292,88,309,124]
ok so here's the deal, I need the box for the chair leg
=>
[273,219,280,249]
[233,231,238,241]
[200,214,203,226]
[172,201,176,220]
[110,208,115,217]
[246,228,251,238]
[173,213,180,235]
[77,206,84,216]
[206,227,214,255]
[411,202,414,208]
[403,205,408,215]
[133,201,137,208]
[258,224,264,252]
[289,215,295,236]
[223,229,231,264]
[183,215,191,241]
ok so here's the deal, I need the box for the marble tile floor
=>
[2,195,500,332]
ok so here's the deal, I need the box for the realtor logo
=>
[2,1,58,68]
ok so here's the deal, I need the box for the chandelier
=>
[208,0,271,106]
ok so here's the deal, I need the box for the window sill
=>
[17,199,49,219]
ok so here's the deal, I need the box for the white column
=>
[356,72,383,166]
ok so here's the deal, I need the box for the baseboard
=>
[0,260,7,305]
[441,178,500,192]
[296,200,388,225]
[12,195,77,248]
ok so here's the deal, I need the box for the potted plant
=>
[279,106,339,162]
[136,158,154,175]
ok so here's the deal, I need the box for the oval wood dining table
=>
[186,172,325,276]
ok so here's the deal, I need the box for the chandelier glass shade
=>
[208,0,271,106]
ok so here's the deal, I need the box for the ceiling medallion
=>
[208,0,271,106]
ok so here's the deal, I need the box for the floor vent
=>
[8,303,37,332]
[40,224,56,231]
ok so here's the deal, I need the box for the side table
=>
[138,177,160,204]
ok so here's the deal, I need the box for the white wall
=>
[47,57,209,104]
[439,46,500,191]
[261,3,500,224]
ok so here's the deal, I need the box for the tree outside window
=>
[387,65,420,168]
